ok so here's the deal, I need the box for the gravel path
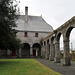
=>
[35,58,75,75]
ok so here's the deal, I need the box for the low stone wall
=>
[60,53,63,59]
[60,53,75,61]
[70,53,75,61]
[0,50,7,57]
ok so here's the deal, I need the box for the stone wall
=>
[70,53,75,61]
[16,31,51,57]
[16,31,50,47]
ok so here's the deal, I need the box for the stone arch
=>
[65,26,74,54]
[54,32,63,63]
[63,26,74,66]
[65,26,75,51]
[21,43,30,57]
[51,36,54,43]
[66,26,74,39]
[56,32,64,52]
[56,32,62,42]
[32,43,41,57]
[51,36,55,48]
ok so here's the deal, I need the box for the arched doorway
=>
[22,43,30,57]
[12,50,16,56]
[32,43,41,57]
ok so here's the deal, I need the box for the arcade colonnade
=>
[6,43,41,58]
[41,16,75,66]
[18,43,41,57]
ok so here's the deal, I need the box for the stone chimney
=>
[25,6,28,22]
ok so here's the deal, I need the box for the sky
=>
[16,0,75,50]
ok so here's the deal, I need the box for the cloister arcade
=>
[41,16,75,66]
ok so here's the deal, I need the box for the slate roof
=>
[15,15,53,32]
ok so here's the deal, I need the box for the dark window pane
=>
[35,33,38,37]
[24,32,27,37]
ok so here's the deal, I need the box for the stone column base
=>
[19,49,22,58]
[45,54,49,60]
[63,57,71,66]
[19,54,22,58]
[41,55,45,59]
[45,57,49,60]
[54,57,60,63]
[49,55,54,61]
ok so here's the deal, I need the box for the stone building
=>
[0,6,53,58]
[15,7,53,57]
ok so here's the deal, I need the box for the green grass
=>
[0,59,62,75]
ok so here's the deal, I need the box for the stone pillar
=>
[41,44,43,57]
[45,42,48,59]
[44,45,46,58]
[45,45,48,59]
[7,50,11,55]
[36,49,38,56]
[19,48,22,57]
[30,47,33,56]
[16,50,18,57]
[63,38,71,66]
[47,44,50,59]
[41,45,46,58]
[7,50,11,57]
[43,41,46,58]
[46,44,49,59]
[49,43,55,61]
[54,41,60,63]
[45,45,47,59]
[43,44,46,58]
[41,44,45,58]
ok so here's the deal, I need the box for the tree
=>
[0,0,21,50]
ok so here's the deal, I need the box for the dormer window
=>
[35,33,38,37]
[24,32,27,37]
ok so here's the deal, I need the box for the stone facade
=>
[0,6,53,58]
[16,31,50,45]
[16,31,51,57]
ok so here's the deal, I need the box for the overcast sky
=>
[16,0,75,50]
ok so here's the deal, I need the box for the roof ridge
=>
[17,15,41,17]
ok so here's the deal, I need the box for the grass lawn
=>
[0,59,62,75]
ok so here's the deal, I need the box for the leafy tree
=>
[0,0,21,50]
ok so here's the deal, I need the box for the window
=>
[24,32,27,37]
[35,33,38,37]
